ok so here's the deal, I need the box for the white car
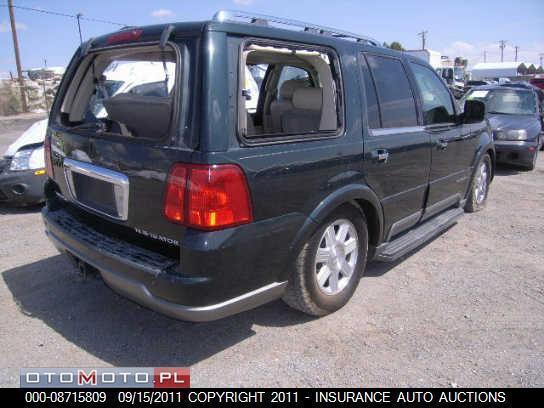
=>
[0,119,48,205]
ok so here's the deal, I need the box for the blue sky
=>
[1,0,543,73]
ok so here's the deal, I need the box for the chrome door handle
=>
[372,149,389,163]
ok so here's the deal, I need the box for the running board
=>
[374,207,464,262]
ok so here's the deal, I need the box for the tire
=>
[523,151,537,171]
[465,154,492,213]
[282,205,368,316]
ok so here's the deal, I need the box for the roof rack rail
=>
[213,10,381,47]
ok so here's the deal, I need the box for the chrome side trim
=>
[63,158,129,221]
[370,126,425,137]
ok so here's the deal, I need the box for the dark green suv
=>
[42,11,494,321]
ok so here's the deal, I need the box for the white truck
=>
[405,49,466,97]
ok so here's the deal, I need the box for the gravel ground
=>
[1,117,543,387]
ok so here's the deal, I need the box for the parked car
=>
[461,85,541,169]
[42,11,493,321]
[529,76,544,90]
[463,79,495,94]
[502,82,544,148]
[0,119,47,206]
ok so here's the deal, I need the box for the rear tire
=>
[465,154,491,213]
[282,205,368,316]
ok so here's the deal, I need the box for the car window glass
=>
[410,62,455,124]
[277,66,311,92]
[366,55,418,128]
[360,56,380,128]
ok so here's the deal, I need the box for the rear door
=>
[408,61,476,219]
[360,53,431,240]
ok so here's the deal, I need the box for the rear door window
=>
[365,54,418,128]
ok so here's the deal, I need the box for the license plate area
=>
[63,158,129,221]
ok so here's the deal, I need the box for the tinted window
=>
[366,55,418,128]
[360,56,380,128]
[410,63,455,124]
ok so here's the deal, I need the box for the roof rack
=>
[213,10,381,47]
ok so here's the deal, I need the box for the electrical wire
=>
[0,3,128,26]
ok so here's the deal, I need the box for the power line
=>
[0,3,127,26]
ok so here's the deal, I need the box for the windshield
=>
[462,89,536,115]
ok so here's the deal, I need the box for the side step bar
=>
[374,207,464,262]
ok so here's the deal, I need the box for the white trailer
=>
[404,49,442,69]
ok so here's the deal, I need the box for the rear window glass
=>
[365,54,418,128]
[59,45,177,140]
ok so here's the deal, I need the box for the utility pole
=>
[540,53,544,69]
[499,40,507,62]
[76,13,83,44]
[418,30,428,50]
[514,46,519,62]
[7,0,28,112]
[41,58,49,112]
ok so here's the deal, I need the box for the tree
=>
[382,42,390,48]
[528,64,537,74]
[454,57,462,65]
[517,63,528,75]
[461,59,468,68]
[389,41,405,51]
[537,66,544,74]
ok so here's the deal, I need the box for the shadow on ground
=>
[0,203,43,215]
[2,255,313,367]
[2,223,450,367]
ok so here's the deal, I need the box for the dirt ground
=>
[1,116,543,387]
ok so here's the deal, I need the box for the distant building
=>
[469,62,524,80]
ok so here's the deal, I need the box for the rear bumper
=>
[0,169,46,205]
[494,140,538,166]
[42,205,289,321]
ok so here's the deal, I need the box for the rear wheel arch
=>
[279,185,383,282]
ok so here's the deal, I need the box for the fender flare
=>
[278,184,383,281]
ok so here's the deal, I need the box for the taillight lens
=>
[44,136,54,178]
[164,164,253,230]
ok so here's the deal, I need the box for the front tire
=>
[465,154,491,213]
[523,150,537,171]
[282,205,368,316]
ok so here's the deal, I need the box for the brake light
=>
[106,29,143,45]
[164,164,253,230]
[44,136,54,178]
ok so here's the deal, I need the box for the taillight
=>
[106,29,143,45]
[164,164,253,230]
[44,136,54,178]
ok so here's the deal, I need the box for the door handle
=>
[436,140,448,150]
[371,149,389,163]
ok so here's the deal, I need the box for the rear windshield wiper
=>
[69,122,105,133]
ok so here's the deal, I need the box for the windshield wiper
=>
[69,122,106,133]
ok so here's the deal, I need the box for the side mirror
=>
[462,100,485,123]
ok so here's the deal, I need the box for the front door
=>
[408,61,475,219]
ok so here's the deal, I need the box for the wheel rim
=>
[475,161,488,205]
[314,219,359,296]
